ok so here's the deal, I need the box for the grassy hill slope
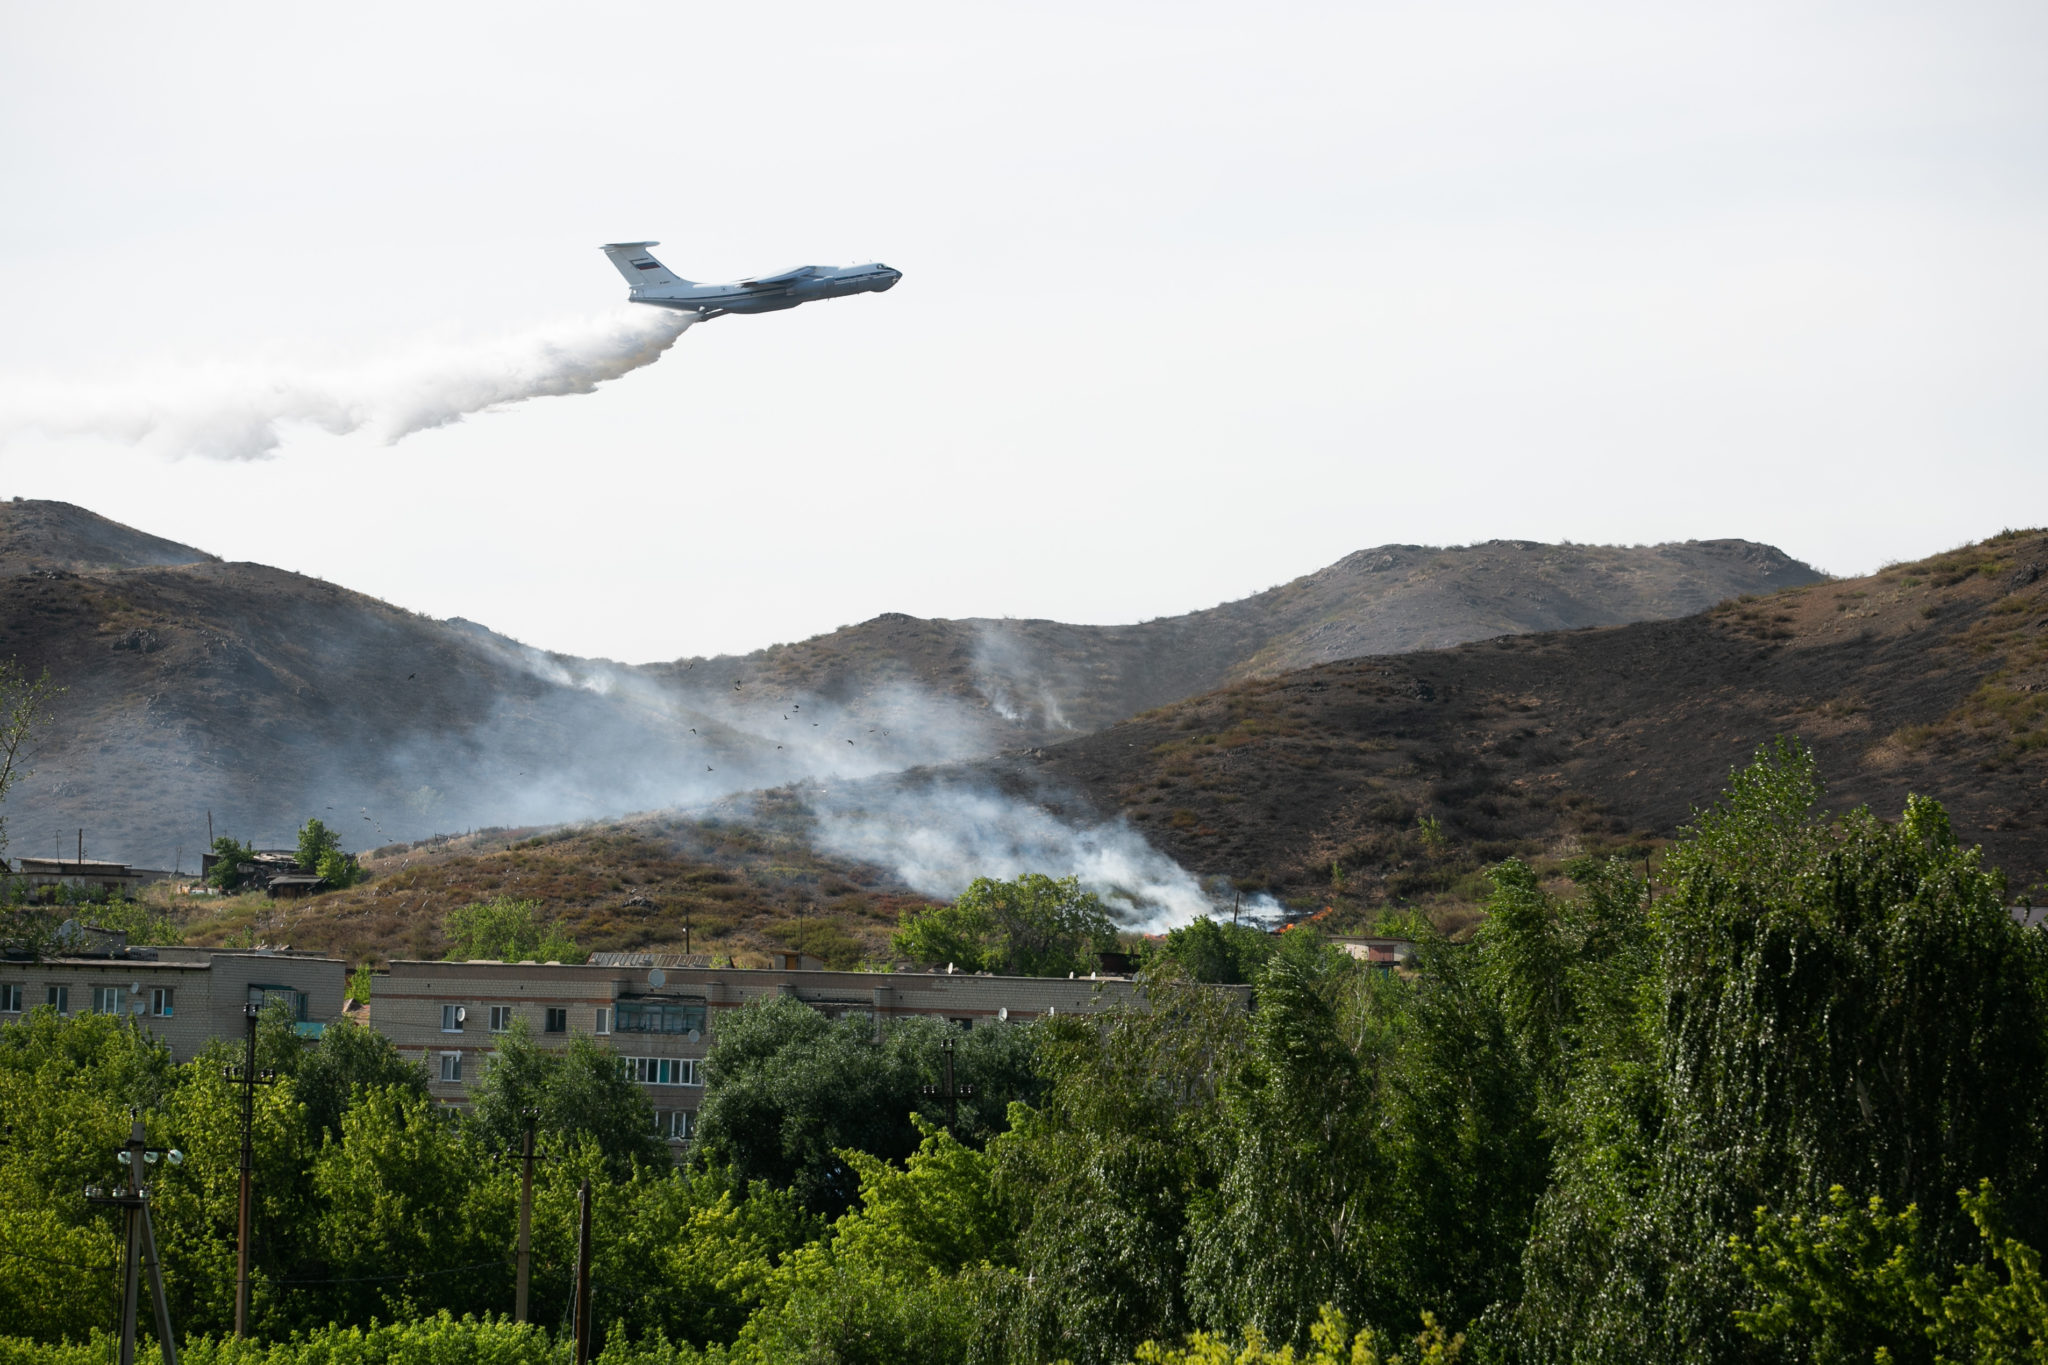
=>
[990,530,2048,927]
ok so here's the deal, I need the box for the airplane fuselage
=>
[602,244,901,321]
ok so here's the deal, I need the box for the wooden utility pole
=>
[572,1179,594,1365]
[512,1111,541,1323]
[119,1117,142,1365]
[921,1036,975,1133]
[223,1003,275,1337]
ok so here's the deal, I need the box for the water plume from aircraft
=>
[0,306,693,461]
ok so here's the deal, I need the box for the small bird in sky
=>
[846,739,854,745]
[407,673,416,680]
[707,766,714,772]
[689,728,697,734]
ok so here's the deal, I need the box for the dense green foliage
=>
[294,818,365,890]
[207,837,258,893]
[1146,915,1276,984]
[3,742,2044,1363]
[694,996,1040,1218]
[891,873,1117,976]
[443,897,587,964]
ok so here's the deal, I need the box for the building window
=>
[249,986,309,1021]
[439,1052,463,1083]
[654,1110,696,1140]
[46,986,68,1014]
[595,1007,610,1035]
[622,1057,699,1086]
[614,1000,707,1035]
[150,988,174,1017]
[489,1005,513,1033]
[93,986,123,1015]
[441,1004,464,1033]
[0,985,22,1013]
[544,1008,567,1034]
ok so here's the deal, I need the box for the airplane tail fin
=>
[600,242,693,289]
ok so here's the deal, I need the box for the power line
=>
[268,1252,507,1285]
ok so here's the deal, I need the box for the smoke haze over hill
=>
[0,501,1833,930]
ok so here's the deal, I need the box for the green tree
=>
[205,836,257,893]
[291,1017,428,1147]
[1730,1181,2048,1363]
[892,873,1117,977]
[467,1019,666,1179]
[1149,916,1276,984]
[730,1119,1014,1364]
[295,817,343,875]
[1513,740,2048,1364]
[695,998,1040,1219]
[444,896,586,963]
[989,969,1247,1364]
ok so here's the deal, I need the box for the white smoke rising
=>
[0,306,693,461]
[806,780,1260,934]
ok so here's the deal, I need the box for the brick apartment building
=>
[0,934,348,1059]
[372,955,1224,1141]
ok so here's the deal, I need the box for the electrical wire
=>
[265,1257,509,1287]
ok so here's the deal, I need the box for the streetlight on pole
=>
[84,1111,183,1365]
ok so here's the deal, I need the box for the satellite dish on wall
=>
[649,968,667,988]
[455,1006,467,1023]
[997,1007,1008,1022]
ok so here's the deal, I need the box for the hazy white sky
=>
[2,0,2043,661]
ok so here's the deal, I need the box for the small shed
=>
[265,875,328,900]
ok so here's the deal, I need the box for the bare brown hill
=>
[0,499,1821,871]
[648,539,1822,737]
[986,530,2048,925]
[177,795,938,969]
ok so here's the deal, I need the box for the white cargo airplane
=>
[601,242,901,321]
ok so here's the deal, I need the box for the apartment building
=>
[374,956,1219,1140]
[0,935,348,1060]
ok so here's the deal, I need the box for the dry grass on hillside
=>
[176,798,940,969]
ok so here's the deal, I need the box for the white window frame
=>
[543,1008,567,1034]
[150,987,174,1017]
[595,1007,610,1035]
[0,984,21,1013]
[441,1004,464,1033]
[439,1051,463,1083]
[654,1109,697,1140]
[623,1057,700,1086]
[93,986,122,1015]
[46,985,68,1014]
[489,1005,513,1033]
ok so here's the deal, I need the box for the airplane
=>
[600,242,901,321]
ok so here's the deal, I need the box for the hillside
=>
[979,530,2048,927]
[646,538,1822,736]
[0,500,1819,869]
[177,793,938,969]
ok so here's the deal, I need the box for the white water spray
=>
[0,306,693,461]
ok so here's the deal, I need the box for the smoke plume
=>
[801,778,1275,934]
[0,306,693,461]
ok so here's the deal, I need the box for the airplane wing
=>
[739,266,816,289]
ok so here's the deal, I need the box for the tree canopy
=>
[892,873,1118,977]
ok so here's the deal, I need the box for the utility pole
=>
[572,1179,594,1365]
[512,1109,542,1323]
[85,1112,182,1365]
[78,828,83,866]
[223,1002,275,1337]
[921,1035,975,1134]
